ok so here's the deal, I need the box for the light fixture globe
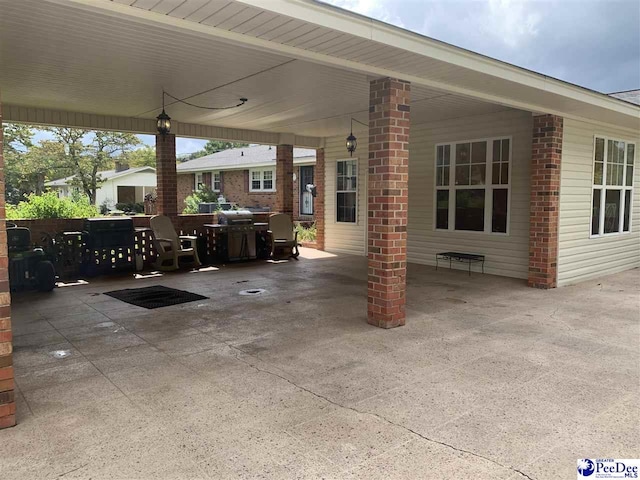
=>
[156,109,171,135]
[346,132,357,156]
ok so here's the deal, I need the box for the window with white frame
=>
[249,168,275,192]
[336,159,357,223]
[194,171,221,191]
[591,137,635,236]
[195,172,204,191]
[212,172,221,192]
[434,138,511,234]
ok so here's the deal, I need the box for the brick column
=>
[156,134,178,217]
[528,114,563,289]
[315,148,325,250]
[275,144,294,217]
[367,78,410,328]
[0,98,15,429]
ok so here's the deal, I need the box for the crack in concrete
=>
[226,343,535,480]
[57,463,88,478]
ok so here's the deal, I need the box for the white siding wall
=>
[323,110,533,278]
[324,135,368,255]
[408,110,532,278]
[558,119,640,286]
[96,171,157,208]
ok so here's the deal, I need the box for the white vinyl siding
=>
[322,110,532,276]
[324,136,368,255]
[408,110,532,278]
[558,118,640,286]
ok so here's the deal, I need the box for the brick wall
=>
[221,170,276,211]
[177,167,313,221]
[156,134,177,217]
[275,145,294,217]
[367,77,411,329]
[177,174,194,213]
[315,149,325,250]
[0,100,15,429]
[529,114,563,289]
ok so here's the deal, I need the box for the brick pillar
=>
[156,134,178,217]
[367,78,410,328]
[275,144,294,217]
[528,114,563,289]
[315,148,325,250]
[0,98,15,429]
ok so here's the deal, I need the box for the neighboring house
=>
[46,164,157,209]
[176,145,316,220]
[608,89,640,105]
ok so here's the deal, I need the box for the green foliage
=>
[128,145,156,167]
[294,222,317,242]
[183,140,249,160]
[183,186,219,214]
[7,191,99,220]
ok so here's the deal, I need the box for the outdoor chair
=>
[150,215,201,271]
[268,213,300,260]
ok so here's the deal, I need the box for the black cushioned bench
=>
[436,252,485,276]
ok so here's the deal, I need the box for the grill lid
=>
[218,210,254,225]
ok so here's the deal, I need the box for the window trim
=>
[249,168,276,192]
[336,158,359,224]
[433,136,513,236]
[194,171,221,192]
[212,171,221,192]
[589,135,635,238]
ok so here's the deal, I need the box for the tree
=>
[203,140,248,155]
[184,140,249,160]
[44,128,140,204]
[127,145,156,168]
[3,124,35,203]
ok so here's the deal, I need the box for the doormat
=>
[104,285,208,309]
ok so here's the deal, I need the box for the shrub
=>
[183,186,219,214]
[6,191,99,220]
[295,222,317,242]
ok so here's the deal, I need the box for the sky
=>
[322,0,640,93]
[30,0,640,154]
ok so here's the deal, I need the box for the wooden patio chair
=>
[268,213,299,260]
[150,215,201,271]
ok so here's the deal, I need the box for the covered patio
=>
[0,1,639,475]
[2,249,638,479]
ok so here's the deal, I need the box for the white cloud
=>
[482,0,541,48]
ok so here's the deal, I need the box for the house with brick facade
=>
[176,145,316,220]
[0,0,639,429]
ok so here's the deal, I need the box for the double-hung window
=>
[336,159,357,223]
[591,137,635,236]
[250,169,275,192]
[195,171,221,192]
[435,138,511,234]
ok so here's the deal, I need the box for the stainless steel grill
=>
[217,210,256,261]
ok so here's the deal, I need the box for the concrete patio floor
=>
[1,248,638,480]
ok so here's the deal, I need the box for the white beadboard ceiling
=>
[0,0,636,141]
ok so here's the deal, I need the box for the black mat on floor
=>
[104,285,208,309]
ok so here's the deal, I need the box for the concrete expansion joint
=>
[224,342,535,480]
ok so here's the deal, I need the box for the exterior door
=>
[300,166,314,215]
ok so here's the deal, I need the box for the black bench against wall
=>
[436,252,485,276]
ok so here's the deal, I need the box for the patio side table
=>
[134,227,157,269]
